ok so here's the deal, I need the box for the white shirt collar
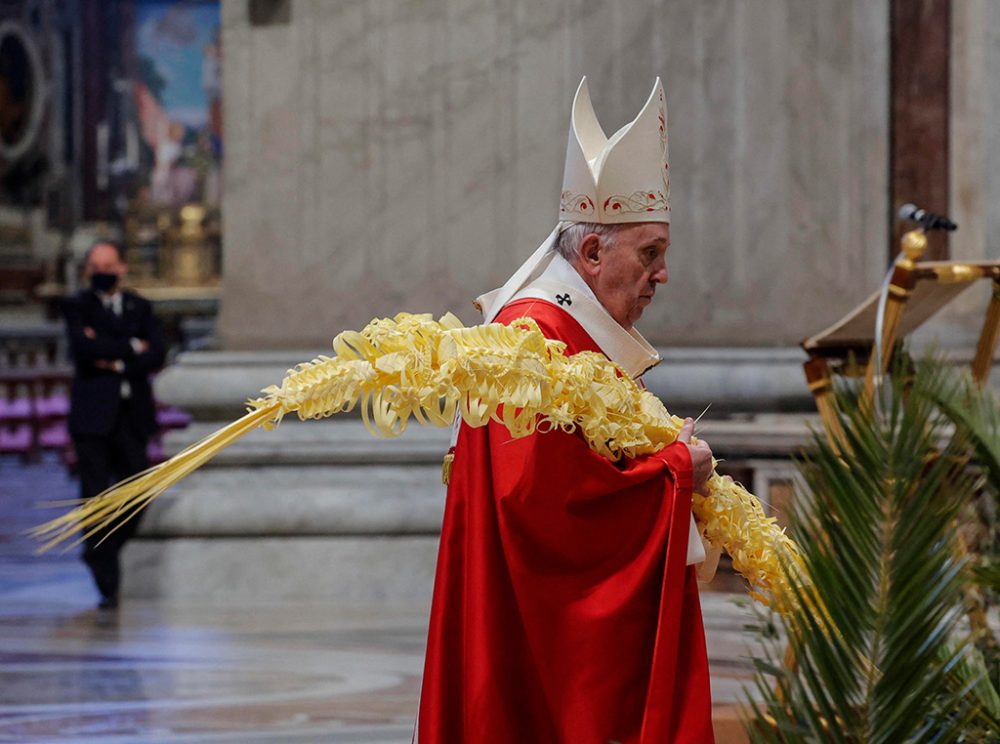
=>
[97,290,123,315]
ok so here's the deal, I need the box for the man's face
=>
[581,223,670,329]
[85,243,127,283]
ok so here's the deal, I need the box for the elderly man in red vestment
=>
[416,78,717,743]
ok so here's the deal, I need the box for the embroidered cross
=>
[555,293,572,307]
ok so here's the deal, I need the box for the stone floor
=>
[0,455,769,743]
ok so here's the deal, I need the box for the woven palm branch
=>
[748,360,999,742]
[31,312,801,610]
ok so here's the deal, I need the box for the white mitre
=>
[476,76,671,323]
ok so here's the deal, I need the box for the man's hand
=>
[677,417,713,493]
[94,359,125,372]
[130,337,150,354]
[83,326,96,339]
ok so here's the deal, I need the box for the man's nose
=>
[652,263,668,284]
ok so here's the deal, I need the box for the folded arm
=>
[63,299,132,365]
[123,304,166,374]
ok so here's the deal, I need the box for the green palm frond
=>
[747,361,996,743]
[943,641,1000,739]
[974,559,1000,594]
[913,359,1000,497]
[913,358,1000,696]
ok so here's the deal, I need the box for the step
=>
[138,464,445,537]
[163,418,450,466]
[124,534,441,608]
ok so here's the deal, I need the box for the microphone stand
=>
[866,229,929,418]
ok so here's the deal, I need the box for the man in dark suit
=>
[64,241,166,609]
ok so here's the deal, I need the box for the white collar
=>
[509,254,660,379]
[97,290,123,311]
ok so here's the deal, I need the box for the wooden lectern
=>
[801,229,1000,448]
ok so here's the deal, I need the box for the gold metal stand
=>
[973,277,1000,385]
[862,230,928,402]
[803,356,846,453]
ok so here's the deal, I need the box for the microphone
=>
[898,203,958,231]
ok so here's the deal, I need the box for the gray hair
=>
[554,222,624,262]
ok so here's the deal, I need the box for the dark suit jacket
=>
[63,289,166,436]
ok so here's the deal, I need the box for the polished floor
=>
[1,455,766,743]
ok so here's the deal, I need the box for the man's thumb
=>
[677,417,694,443]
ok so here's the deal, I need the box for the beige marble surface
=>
[929,0,1000,348]
[218,0,890,349]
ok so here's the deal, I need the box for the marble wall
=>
[218,0,890,349]
[935,0,1000,344]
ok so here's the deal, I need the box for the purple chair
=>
[35,393,70,420]
[156,405,194,430]
[0,422,33,456]
[0,396,32,421]
[0,374,36,460]
[37,421,71,450]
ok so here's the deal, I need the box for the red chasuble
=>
[416,299,714,744]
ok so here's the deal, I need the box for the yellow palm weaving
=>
[32,312,801,610]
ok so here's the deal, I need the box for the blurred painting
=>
[132,1,221,209]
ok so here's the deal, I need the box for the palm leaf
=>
[912,358,1000,697]
[747,361,991,742]
[974,559,1000,594]
[941,641,1000,739]
[913,358,1000,497]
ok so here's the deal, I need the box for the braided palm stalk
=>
[31,312,801,610]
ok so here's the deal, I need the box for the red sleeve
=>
[652,438,693,492]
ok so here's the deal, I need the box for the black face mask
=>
[90,272,119,293]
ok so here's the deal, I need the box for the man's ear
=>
[577,234,603,278]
